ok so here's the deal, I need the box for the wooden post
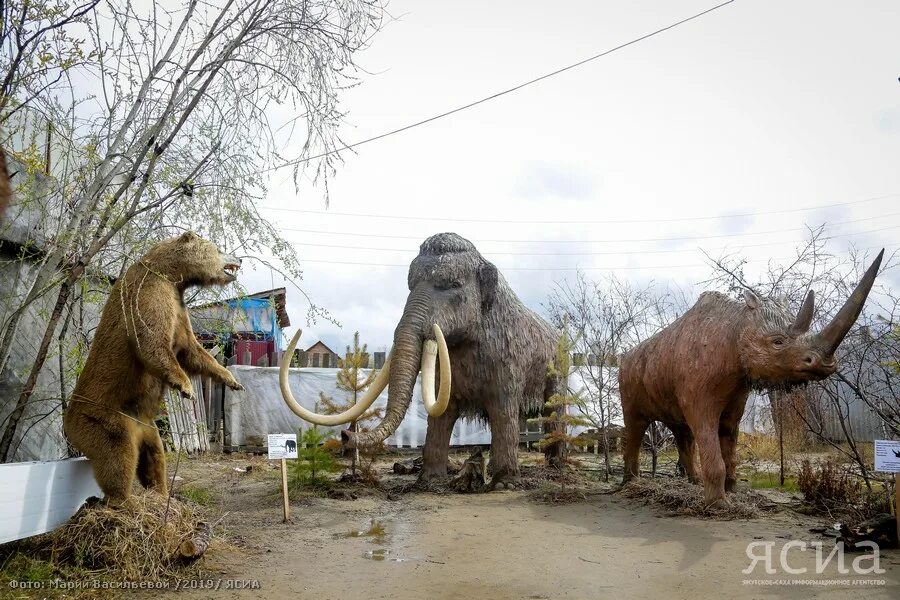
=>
[895,473,899,546]
[281,458,290,522]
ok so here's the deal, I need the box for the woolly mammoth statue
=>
[279,232,557,486]
[618,250,884,504]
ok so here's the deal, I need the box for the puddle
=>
[362,548,411,562]
[337,516,418,562]
[335,518,389,544]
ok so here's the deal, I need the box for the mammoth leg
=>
[421,401,460,480]
[486,397,520,487]
[686,404,727,504]
[622,409,649,483]
[671,423,699,483]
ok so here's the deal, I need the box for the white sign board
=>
[0,458,102,544]
[268,433,298,460]
[873,440,900,473]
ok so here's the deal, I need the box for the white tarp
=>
[740,391,775,435]
[225,365,771,448]
[225,366,491,448]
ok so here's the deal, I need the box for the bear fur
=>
[63,232,243,505]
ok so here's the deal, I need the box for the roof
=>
[305,340,337,355]
[194,287,290,328]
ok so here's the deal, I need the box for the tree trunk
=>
[452,450,485,493]
[0,266,79,462]
[601,428,611,482]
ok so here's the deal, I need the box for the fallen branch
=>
[179,521,212,561]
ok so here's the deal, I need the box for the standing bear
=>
[64,232,244,505]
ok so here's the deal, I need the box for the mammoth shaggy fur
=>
[351,233,558,485]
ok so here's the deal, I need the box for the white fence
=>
[0,458,100,544]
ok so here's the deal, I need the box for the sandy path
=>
[145,463,899,600]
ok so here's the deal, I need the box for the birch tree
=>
[545,273,685,480]
[0,0,385,461]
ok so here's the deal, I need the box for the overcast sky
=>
[233,0,900,353]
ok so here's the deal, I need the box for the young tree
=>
[531,325,591,490]
[0,0,385,461]
[319,331,383,479]
[545,273,685,480]
[290,424,340,488]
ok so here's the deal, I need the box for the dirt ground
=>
[128,451,900,600]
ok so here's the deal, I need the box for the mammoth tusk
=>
[421,323,451,417]
[279,329,391,426]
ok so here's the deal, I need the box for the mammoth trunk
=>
[349,291,430,447]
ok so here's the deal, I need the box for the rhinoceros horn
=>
[790,290,815,335]
[814,249,884,357]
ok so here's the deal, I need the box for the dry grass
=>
[620,478,774,520]
[44,491,214,580]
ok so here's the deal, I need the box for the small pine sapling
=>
[530,324,591,492]
[319,332,384,481]
[290,423,341,489]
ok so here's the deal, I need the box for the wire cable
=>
[274,213,900,245]
[258,1,737,173]
[279,223,900,257]
[259,193,897,225]
[251,243,895,272]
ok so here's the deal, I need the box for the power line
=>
[253,244,893,272]
[258,1,737,174]
[276,213,900,245]
[280,223,900,257]
[259,193,897,225]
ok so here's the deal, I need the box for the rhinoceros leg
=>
[719,427,739,493]
[622,410,649,483]
[719,401,745,493]
[671,424,699,483]
[421,401,460,480]
[685,404,727,504]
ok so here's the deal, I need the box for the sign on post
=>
[268,433,297,523]
[873,440,900,545]
[267,433,298,460]
[873,440,900,473]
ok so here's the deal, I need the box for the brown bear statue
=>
[64,232,244,505]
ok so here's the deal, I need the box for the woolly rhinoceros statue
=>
[619,250,884,504]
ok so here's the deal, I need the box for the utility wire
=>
[258,0,737,174]
[253,243,894,272]
[279,222,900,257]
[259,193,897,225]
[275,213,900,245]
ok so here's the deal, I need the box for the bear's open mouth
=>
[222,255,241,280]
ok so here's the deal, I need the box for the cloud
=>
[513,161,596,202]
[875,107,900,134]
